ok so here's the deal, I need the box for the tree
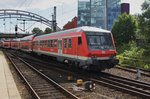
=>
[138,0,150,41]
[32,27,43,35]
[44,27,52,34]
[111,13,138,46]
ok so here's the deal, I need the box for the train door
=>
[58,39,62,56]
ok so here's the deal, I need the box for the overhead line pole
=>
[105,0,108,30]
[53,6,57,32]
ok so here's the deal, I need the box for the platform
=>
[0,50,21,99]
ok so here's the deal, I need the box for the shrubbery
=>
[117,41,150,69]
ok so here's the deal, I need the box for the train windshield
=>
[86,32,114,50]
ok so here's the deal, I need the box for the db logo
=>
[102,51,106,54]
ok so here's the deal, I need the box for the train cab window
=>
[78,37,82,45]
[86,32,114,50]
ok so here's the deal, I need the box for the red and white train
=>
[1,40,11,48]
[1,26,119,70]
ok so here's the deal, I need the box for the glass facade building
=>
[107,0,121,30]
[90,0,106,29]
[78,0,121,30]
[78,0,91,26]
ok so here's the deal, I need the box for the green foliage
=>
[138,0,150,40]
[117,43,130,54]
[44,27,52,34]
[117,41,150,69]
[112,13,138,46]
[115,1,150,69]
[32,27,43,35]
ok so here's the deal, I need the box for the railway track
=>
[89,71,150,99]
[124,65,150,73]
[5,52,79,99]
[115,65,150,77]
[8,50,150,98]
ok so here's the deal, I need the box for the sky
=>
[0,0,145,33]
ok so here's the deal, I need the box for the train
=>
[1,26,119,70]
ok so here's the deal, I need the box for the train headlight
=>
[110,55,116,59]
[91,55,97,58]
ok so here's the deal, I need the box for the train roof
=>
[36,26,111,39]
[77,26,110,33]
[2,39,11,42]
[11,38,20,41]
[20,34,36,41]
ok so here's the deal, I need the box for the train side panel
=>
[2,41,11,49]
[11,40,20,50]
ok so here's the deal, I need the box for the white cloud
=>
[30,0,77,10]
[0,0,76,10]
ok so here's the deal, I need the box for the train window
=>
[49,40,52,47]
[68,38,72,48]
[40,41,42,46]
[33,42,35,46]
[44,40,47,47]
[78,37,82,45]
[43,40,45,46]
[41,41,43,46]
[48,40,50,47]
[51,40,54,47]
[64,39,67,48]
[54,40,57,47]
[58,40,62,49]
[36,41,38,46]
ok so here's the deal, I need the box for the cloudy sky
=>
[0,0,144,33]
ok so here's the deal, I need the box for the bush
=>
[117,41,150,69]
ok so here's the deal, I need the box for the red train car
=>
[11,38,20,50]
[33,26,118,70]
[20,35,35,52]
[2,40,11,49]
[0,41,3,48]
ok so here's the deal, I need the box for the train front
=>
[85,31,119,70]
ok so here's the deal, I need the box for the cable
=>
[25,0,33,10]
[25,21,37,31]
[17,0,27,9]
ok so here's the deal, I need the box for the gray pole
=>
[52,14,54,31]
[105,0,108,30]
[53,6,57,32]
[23,20,25,32]
[90,0,91,26]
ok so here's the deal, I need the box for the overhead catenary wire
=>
[25,0,34,10]
[17,0,28,9]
